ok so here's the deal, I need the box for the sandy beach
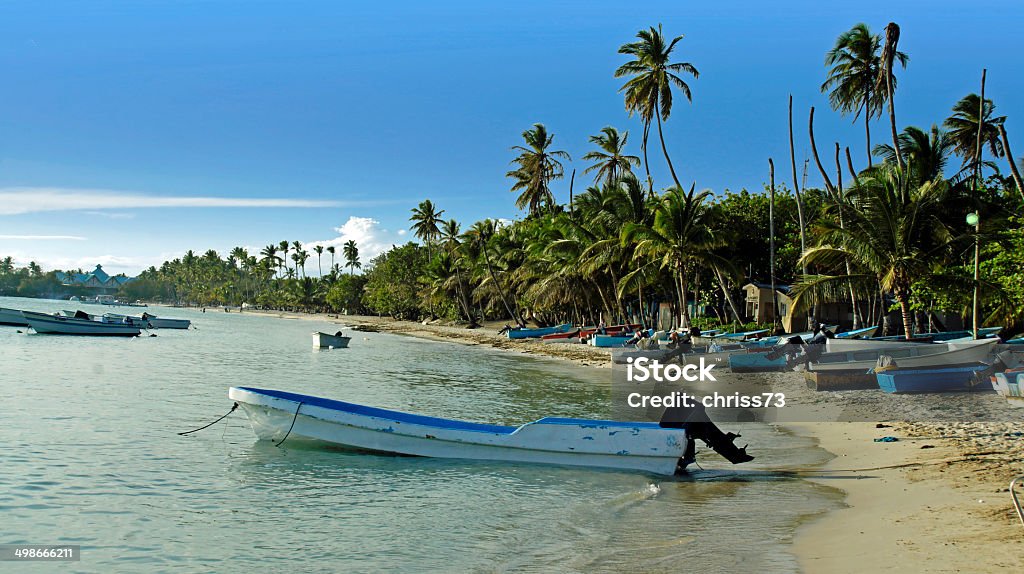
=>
[237,308,1024,571]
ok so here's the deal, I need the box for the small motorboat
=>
[228,387,691,475]
[313,331,350,349]
[105,312,191,329]
[22,310,142,336]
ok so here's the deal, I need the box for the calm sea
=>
[0,297,841,573]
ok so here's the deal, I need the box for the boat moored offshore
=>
[229,387,691,475]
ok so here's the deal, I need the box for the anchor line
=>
[275,402,304,447]
[178,403,238,435]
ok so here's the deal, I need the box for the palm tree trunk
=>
[898,292,914,340]
[713,266,742,322]
[864,90,873,168]
[835,143,862,330]
[997,124,1024,203]
[882,23,903,169]
[655,113,683,190]
[482,248,518,324]
[609,268,627,325]
[677,264,691,328]
[809,107,836,193]
[642,122,653,194]
[845,147,860,188]
[769,158,780,328]
[790,96,812,331]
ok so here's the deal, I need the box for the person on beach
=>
[597,320,607,335]
[626,329,644,346]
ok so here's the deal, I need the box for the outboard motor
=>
[660,401,754,471]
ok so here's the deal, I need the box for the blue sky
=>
[1,0,1021,274]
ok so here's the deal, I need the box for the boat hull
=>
[313,332,351,348]
[811,339,998,372]
[229,387,689,475]
[876,365,990,393]
[506,323,573,339]
[0,307,29,326]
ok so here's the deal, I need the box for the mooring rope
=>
[274,402,304,447]
[178,403,238,435]
[1011,476,1024,528]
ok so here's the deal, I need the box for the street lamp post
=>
[967,211,980,339]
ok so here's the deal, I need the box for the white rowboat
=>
[313,331,350,349]
[229,387,690,475]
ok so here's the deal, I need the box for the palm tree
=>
[464,219,520,324]
[0,256,13,274]
[792,165,954,339]
[327,245,336,273]
[821,23,906,168]
[943,93,1005,166]
[259,245,280,282]
[877,22,907,168]
[439,219,476,325]
[278,240,290,277]
[582,126,641,186]
[410,200,445,255]
[622,184,720,328]
[507,124,571,216]
[873,125,955,184]
[615,24,698,191]
[313,245,324,277]
[343,240,360,275]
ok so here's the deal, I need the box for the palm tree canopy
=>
[507,123,570,216]
[410,200,445,244]
[873,125,954,183]
[943,93,1006,164]
[615,25,699,123]
[821,23,906,119]
[582,126,641,184]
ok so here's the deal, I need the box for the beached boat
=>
[313,331,350,349]
[0,307,30,326]
[870,327,1002,342]
[875,365,990,393]
[809,338,998,373]
[228,387,690,475]
[706,328,771,341]
[834,325,879,339]
[589,333,639,347]
[22,310,142,336]
[104,312,190,329]
[540,328,582,343]
[506,323,573,340]
[991,370,1024,408]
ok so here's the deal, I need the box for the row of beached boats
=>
[0,306,190,336]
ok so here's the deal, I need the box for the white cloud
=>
[0,235,86,240]
[0,187,352,215]
[306,216,407,271]
[82,211,136,220]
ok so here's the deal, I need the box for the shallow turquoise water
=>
[0,297,840,573]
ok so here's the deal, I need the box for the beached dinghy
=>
[313,331,350,349]
[506,323,573,340]
[810,338,998,373]
[228,387,691,475]
[0,307,30,326]
[22,310,142,336]
[875,365,991,393]
[991,370,1024,407]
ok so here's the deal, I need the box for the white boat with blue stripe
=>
[228,387,690,475]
